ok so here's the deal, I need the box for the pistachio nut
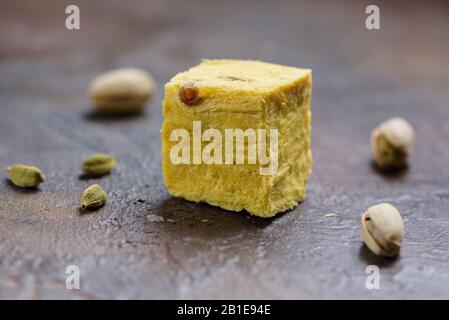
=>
[7,164,45,188]
[361,203,404,257]
[89,68,155,113]
[371,117,414,169]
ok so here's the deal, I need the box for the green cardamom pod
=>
[81,153,117,176]
[7,164,45,188]
[80,184,107,210]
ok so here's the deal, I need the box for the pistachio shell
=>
[81,153,117,176]
[7,164,45,188]
[80,184,107,210]
[379,117,414,151]
[89,68,155,113]
[361,203,404,257]
[371,117,414,169]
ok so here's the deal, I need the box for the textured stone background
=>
[0,0,448,299]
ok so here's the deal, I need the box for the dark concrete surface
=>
[0,0,448,299]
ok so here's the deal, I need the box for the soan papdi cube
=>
[161,59,312,217]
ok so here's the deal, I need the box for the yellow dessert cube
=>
[161,59,312,217]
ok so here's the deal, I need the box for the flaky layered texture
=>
[161,59,312,217]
